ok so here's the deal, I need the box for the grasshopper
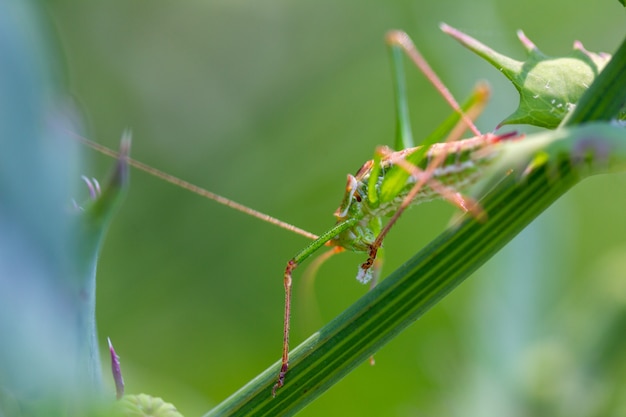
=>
[272,30,518,394]
[77,27,519,396]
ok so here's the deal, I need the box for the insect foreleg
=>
[273,218,359,396]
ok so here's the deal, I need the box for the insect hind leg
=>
[385,30,483,140]
[393,155,485,219]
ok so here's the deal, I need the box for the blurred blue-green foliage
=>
[0,2,104,414]
[44,1,625,416]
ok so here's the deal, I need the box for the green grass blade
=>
[389,41,415,150]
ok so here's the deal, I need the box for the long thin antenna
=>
[74,132,319,241]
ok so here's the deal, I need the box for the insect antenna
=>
[73,131,319,241]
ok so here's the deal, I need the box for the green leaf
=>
[562,35,626,126]
[441,23,612,129]
[0,4,130,412]
[0,2,111,414]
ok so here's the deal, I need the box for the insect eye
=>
[354,193,362,202]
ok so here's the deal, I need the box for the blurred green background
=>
[42,1,625,416]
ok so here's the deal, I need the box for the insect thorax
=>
[330,136,501,253]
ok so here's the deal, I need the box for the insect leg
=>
[273,218,359,396]
[366,249,384,366]
[391,156,485,218]
[386,30,483,140]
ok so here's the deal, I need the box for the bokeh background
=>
[41,1,625,415]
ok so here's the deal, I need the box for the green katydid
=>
[271,30,521,395]
[76,28,521,396]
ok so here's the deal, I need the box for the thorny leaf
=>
[441,23,613,129]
